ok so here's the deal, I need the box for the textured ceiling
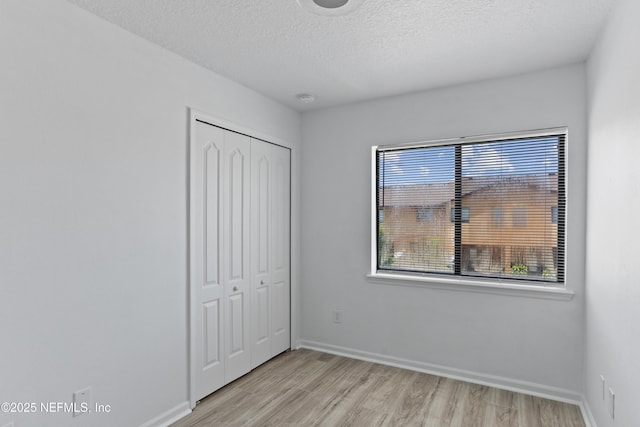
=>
[65,0,614,111]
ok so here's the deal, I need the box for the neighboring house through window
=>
[373,128,566,284]
[512,207,528,227]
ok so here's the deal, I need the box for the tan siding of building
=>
[379,182,558,279]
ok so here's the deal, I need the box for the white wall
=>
[0,1,300,426]
[585,0,640,424]
[300,65,587,396]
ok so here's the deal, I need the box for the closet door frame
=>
[188,109,295,409]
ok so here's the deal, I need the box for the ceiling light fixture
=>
[296,0,365,16]
[295,93,316,104]
[312,0,349,8]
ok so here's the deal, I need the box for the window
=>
[450,206,470,223]
[551,206,558,224]
[374,128,565,284]
[492,207,504,226]
[416,207,435,222]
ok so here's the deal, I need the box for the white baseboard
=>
[298,340,584,406]
[139,401,191,427]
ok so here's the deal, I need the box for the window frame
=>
[370,127,572,299]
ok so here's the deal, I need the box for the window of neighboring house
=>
[373,128,566,284]
[416,207,435,222]
[492,207,504,226]
[450,206,470,223]
[551,206,558,224]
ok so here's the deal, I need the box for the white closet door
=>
[191,114,290,404]
[223,131,252,384]
[250,139,272,368]
[193,121,225,400]
[270,144,290,355]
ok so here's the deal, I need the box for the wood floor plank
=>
[443,380,471,427]
[306,368,387,426]
[246,388,310,426]
[333,407,388,427]
[518,394,543,427]
[172,349,586,427]
[359,370,403,413]
[561,401,587,427]
[459,383,491,427]
[484,403,519,427]
[377,369,421,426]
[539,398,564,427]
[488,387,519,409]
[386,372,440,426]
[313,371,381,426]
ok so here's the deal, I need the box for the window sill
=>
[366,272,574,301]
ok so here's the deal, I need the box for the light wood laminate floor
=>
[173,349,585,427]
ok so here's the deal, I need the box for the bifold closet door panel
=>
[222,131,251,384]
[193,121,225,401]
[250,139,272,369]
[270,144,290,355]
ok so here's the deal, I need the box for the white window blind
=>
[375,129,566,284]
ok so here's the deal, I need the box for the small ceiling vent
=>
[296,0,364,16]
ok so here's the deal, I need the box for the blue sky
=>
[379,137,559,185]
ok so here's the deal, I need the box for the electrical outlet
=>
[608,387,615,419]
[600,375,605,400]
[73,386,92,417]
[332,309,342,324]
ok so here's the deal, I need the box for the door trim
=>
[188,108,295,408]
